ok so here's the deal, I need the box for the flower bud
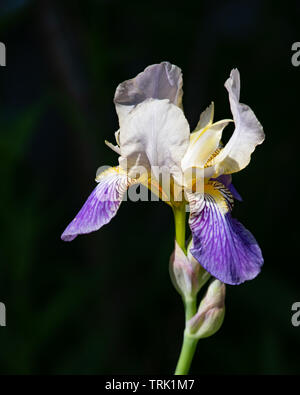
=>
[186,279,225,339]
[169,241,210,300]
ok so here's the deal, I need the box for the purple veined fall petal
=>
[213,174,242,201]
[61,167,132,241]
[187,181,263,285]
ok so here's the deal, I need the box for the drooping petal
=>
[114,62,183,126]
[187,181,263,285]
[61,167,131,241]
[211,69,265,176]
[119,98,190,182]
[213,174,242,201]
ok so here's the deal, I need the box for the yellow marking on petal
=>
[204,181,233,214]
[182,120,232,174]
[95,165,127,182]
[190,119,233,148]
[95,165,181,208]
[189,103,215,144]
[115,130,120,146]
[193,102,215,134]
[204,148,222,168]
[189,124,211,144]
[139,174,173,205]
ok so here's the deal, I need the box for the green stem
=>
[172,205,199,375]
[184,298,197,322]
[175,332,198,375]
[172,204,187,254]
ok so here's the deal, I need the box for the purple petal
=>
[228,183,242,202]
[213,174,242,201]
[114,62,183,108]
[61,168,129,241]
[188,182,263,285]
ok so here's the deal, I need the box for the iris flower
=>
[61,62,264,286]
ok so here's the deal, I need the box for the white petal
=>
[189,103,214,148]
[119,99,190,180]
[193,102,214,133]
[105,140,121,155]
[114,62,183,126]
[115,130,120,145]
[212,69,265,176]
[181,120,231,172]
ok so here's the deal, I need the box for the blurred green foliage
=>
[0,0,300,374]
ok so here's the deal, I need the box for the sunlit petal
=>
[211,69,265,176]
[187,181,263,285]
[114,62,183,126]
[61,167,131,241]
[181,120,231,172]
[119,98,190,181]
[191,102,214,138]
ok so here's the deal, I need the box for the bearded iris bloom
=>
[61,62,264,286]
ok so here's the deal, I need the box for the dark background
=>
[0,0,299,374]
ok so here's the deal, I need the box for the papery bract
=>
[186,279,225,339]
[169,241,210,300]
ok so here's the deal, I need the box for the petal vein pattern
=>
[61,167,132,241]
[187,182,263,285]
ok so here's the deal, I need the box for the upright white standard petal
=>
[114,62,183,126]
[181,120,231,172]
[211,69,265,176]
[192,102,215,134]
[119,99,190,181]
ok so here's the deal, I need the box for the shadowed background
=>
[0,0,299,374]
